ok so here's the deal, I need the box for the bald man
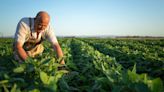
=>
[13,11,65,64]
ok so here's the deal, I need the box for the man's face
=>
[35,17,49,33]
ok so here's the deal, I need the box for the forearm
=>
[53,44,63,57]
[53,44,65,64]
[16,43,28,61]
[17,48,28,60]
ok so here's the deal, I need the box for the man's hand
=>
[53,43,65,65]
[60,59,65,65]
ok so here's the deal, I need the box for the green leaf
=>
[4,74,10,79]
[151,78,163,92]
[11,83,17,92]
[58,77,70,90]
[55,70,69,82]
[40,58,51,66]
[40,71,48,84]
[143,74,147,83]
[47,76,55,84]
[2,84,9,92]
[128,70,138,82]
[101,63,114,83]
[12,60,19,67]
[122,71,129,84]
[13,66,24,73]
[132,63,136,73]
[29,89,40,92]
[11,78,25,83]
[57,57,64,63]
[26,64,35,73]
[112,86,122,92]
[0,80,9,84]
[48,81,58,92]
[134,83,150,92]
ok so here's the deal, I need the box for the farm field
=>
[0,38,163,92]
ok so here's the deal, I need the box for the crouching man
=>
[13,11,65,64]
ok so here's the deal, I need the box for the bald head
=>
[34,11,50,32]
[36,11,50,23]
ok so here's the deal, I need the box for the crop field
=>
[0,38,164,92]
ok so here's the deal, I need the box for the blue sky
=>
[0,0,164,37]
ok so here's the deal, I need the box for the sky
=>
[0,0,164,37]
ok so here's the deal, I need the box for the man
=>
[13,11,65,65]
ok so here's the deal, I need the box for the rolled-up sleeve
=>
[14,19,28,46]
[46,25,58,45]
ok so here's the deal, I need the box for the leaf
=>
[12,60,19,67]
[47,76,55,84]
[11,78,25,82]
[11,83,17,92]
[26,64,35,73]
[4,74,10,79]
[132,63,136,73]
[40,58,51,66]
[143,74,147,83]
[0,80,9,84]
[29,89,40,92]
[57,57,64,63]
[134,83,150,92]
[48,81,58,92]
[101,63,114,83]
[40,71,48,84]
[13,66,24,73]
[122,71,129,84]
[151,78,163,92]
[55,70,69,82]
[2,84,9,92]
[112,86,122,92]
[58,77,70,90]
[128,70,138,82]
